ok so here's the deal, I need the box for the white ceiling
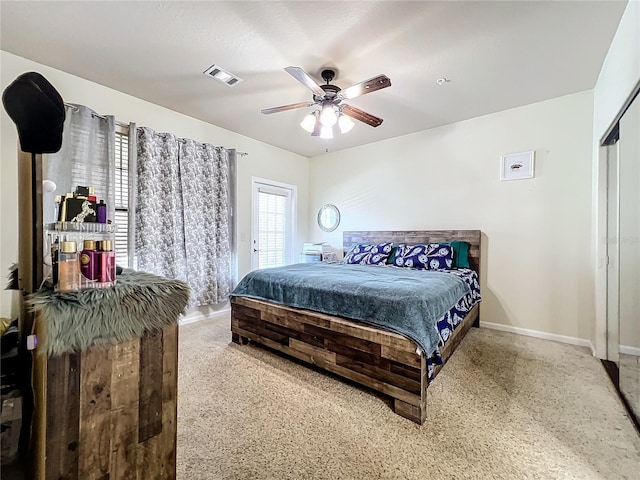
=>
[0,1,627,158]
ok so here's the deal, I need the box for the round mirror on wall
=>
[317,204,341,232]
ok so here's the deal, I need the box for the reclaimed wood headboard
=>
[342,230,482,275]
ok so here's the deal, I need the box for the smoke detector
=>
[203,65,242,87]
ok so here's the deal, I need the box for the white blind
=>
[69,127,110,208]
[114,131,129,267]
[257,188,289,268]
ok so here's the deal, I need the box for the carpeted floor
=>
[177,314,640,480]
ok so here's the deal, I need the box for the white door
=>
[251,178,296,270]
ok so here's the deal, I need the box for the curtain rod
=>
[157,133,248,156]
[64,103,128,128]
[65,103,248,156]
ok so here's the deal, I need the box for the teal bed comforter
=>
[230,263,471,356]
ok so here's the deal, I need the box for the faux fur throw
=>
[28,269,190,356]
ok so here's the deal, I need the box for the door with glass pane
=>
[251,179,296,270]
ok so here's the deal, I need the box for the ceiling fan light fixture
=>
[320,125,334,139]
[300,112,317,133]
[338,114,355,134]
[265,66,391,139]
[320,104,338,127]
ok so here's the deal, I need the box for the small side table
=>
[299,252,321,263]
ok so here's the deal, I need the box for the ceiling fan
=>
[261,66,391,137]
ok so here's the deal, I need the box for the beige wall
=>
[0,51,309,319]
[308,91,594,341]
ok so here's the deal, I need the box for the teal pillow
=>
[386,244,403,265]
[449,240,470,268]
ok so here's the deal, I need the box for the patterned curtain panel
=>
[135,128,188,283]
[135,127,233,306]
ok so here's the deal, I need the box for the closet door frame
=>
[595,82,640,360]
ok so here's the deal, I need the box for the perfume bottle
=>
[96,200,107,224]
[80,240,99,282]
[51,239,59,285]
[99,240,116,284]
[57,241,80,293]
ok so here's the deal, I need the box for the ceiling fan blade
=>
[261,101,314,115]
[340,74,391,100]
[342,104,384,127]
[284,66,325,96]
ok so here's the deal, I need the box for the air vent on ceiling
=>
[203,64,242,87]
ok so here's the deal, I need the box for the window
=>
[114,127,129,267]
[257,188,287,267]
[69,128,110,203]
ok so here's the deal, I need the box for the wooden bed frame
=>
[231,230,481,424]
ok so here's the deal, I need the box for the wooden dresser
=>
[32,322,178,480]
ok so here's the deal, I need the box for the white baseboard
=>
[620,344,640,357]
[179,307,231,326]
[480,321,595,354]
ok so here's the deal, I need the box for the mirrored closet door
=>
[617,93,640,422]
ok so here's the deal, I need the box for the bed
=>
[230,230,481,424]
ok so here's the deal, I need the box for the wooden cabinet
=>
[32,322,178,480]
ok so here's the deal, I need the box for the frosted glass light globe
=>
[320,106,338,127]
[338,114,354,134]
[320,125,334,139]
[300,113,316,133]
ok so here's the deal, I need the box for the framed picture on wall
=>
[500,151,535,181]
